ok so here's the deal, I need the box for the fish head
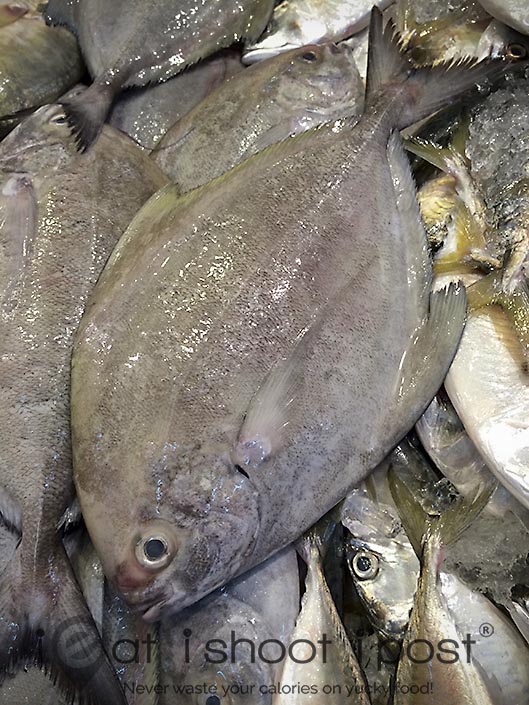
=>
[269,43,363,125]
[80,439,262,622]
[0,100,81,176]
[342,490,419,640]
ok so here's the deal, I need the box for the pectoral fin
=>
[0,487,22,576]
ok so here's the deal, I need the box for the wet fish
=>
[0,668,68,705]
[478,0,529,35]
[160,547,299,705]
[341,466,420,641]
[71,10,502,620]
[153,43,364,191]
[109,51,243,152]
[0,1,82,131]
[45,0,275,150]
[243,0,394,63]
[273,522,370,704]
[392,479,529,705]
[0,101,167,704]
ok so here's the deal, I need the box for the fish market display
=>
[109,51,243,152]
[0,0,82,135]
[45,0,275,149]
[70,10,484,621]
[243,0,394,63]
[0,101,167,704]
[160,547,299,704]
[0,2,528,703]
[153,43,364,190]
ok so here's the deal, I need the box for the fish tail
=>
[0,546,127,705]
[366,7,513,130]
[62,81,115,152]
[296,514,336,564]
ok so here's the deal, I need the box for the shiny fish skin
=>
[109,51,243,152]
[0,103,167,704]
[70,12,482,620]
[160,547,299,705]
[0,2,82,128]
[478,0,529,35]
[243,0,394,63]
[46,0,275,150]
[153,43,364,191]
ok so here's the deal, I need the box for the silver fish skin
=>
[478,0,529,35]
[0,101,167,704]
[45,0,275,150]
[0,1,82,127]
[342,467,419,641]
[160,547,299,705]
[109,51,243,152]
[153,43,364,191]
[243,0,394,63]
[71,11,499,620]
[273,522,370,705]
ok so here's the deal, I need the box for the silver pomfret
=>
[153,43,364,191]
[0,102,167,703]
[71,12,501,620]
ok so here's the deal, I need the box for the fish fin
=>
[44,0,78,33]
[296,515,337,564]
[0,545,126,705]
[388,283,467,440]
[405,137,455,173]
[366,7,409,101]
[387,466,429,557]
[232,330,309,473]
[57,496,83,534]
[0,488,22,576]
[505,599,529,646]
[62,82,115,152]
[0,3,29,27]
[366,8,511,129]
[433,485,494,547]
[387,131,431,311]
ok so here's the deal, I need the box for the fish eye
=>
[351,551,379,580]
[301,50,318,63]
[507,43,527,60]
[206,697,221,705]
[135,533,174,570]
[50,113,68,126]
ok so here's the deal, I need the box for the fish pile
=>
[0,0,529,703]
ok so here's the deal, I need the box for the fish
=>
[152,43,364,191]
[109,51,243,152]
[273,521,370,705]
[0,101,168,704]
[160,547,299,705]
[70,9,506,620]
[391,477,529,705]
[0,1,82,131]
[0,667,68,705]
[341,465,420,641]
[45,0,275,150]
[478,0,529,35]
[243,0,395,63]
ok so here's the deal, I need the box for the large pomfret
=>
[478,0,529,35]
[0,101,167,703]
[71,10,507,620]
[153,42,364,191]
[243,0,394,63]
[45,0,275,150]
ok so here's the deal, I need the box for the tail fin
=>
[366,7,512,130]
[0,545,127,705]
[62,82,115,153]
